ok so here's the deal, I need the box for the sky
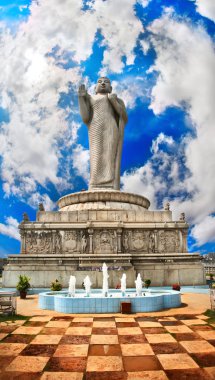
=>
[0,0,215,257]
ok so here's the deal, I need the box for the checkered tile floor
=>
[0,314,215,379]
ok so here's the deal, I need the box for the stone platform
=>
[3,190,205,287]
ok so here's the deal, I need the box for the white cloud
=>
[72,144,90,183]
[112,76,148,109]
[194,0,215,22]
[0,217,20,241]
[191,215,215,245]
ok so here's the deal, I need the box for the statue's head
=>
[95,77,112,94]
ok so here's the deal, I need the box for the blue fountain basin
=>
[39,289,181,313]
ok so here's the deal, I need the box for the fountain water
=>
[83,275,92,297]
[120,273,126,296]
[135,273,143,296]
[68,275,76,297]
[102,263,109,297]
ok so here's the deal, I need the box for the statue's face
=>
[95,77,112,94]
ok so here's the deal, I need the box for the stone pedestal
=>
[3,190,205,287]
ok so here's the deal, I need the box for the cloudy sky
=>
[0,0,214,257]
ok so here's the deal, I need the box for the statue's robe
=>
[87,94,125,190]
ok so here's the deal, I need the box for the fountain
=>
[120,273,126,296]
[83,275,92,297]
[68,275,76,297]
[39,263,181,313]
[135,273,143,296]
[102,263,109,297]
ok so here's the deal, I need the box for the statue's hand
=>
[108,93,117,100]
[78,84,87,97]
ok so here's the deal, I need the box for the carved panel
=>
[93,229,117,254]
[25,231,52,254]
[158,230,180,253]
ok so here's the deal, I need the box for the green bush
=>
[51,279,62,291]
[144,279,151,288]
[16,275,31,292]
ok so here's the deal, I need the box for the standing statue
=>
[78,77,128,190]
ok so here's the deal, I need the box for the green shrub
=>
[144,279,151,288]
[51,279,62,291]
[16,275,31,292]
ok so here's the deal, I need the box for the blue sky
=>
[0,0,215,257]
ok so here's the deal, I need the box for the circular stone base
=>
[58,190,150,211]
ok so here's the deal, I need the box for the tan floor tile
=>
[0,343,27,356]
[204,367,215,379]
[93,321,116,328]
[0,333,8,341]
[127,370,168,380]
[41,373,83,380]
[158,317,177,321]
[180,340,215,353]
[121,343,154,356]
[11,326,43,335]
[54,344,89,357]
[87,355,123,371]
[181,319,207,326]
[5,355,49,372]
[196,315,210,320]
[118,327,142,335]
[90,334,119,344]
[157,353,199,370]
[196,330,215,340]
[145,334,176,344]
[73,318,93,322]
[115,318,135,322]
[30,316,52,322]
[31,334,62,344]
[165,325,193,333]
[0,320,25,326]
[46,321,71,328]
[138,321,162,328]
[65,327,92,335]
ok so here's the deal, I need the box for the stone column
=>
[116,228,122,253]
[154,230,158,252]
[179,230,183,253]
[20,229,26,254]
[52,230,56,254]
[182,229,188,252]
[88,228,94,254]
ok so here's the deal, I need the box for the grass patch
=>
[0,314,29,322]
[204,309,215,325]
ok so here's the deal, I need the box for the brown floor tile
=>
[41,373,83,380]
[0,326,19,334]
[65,327,92,335]
[89,344,121,356]
[123,355,161,371]
[93,317,115,321]
[0,372,41,380]
[127,370,168,380]
[93,321,116,328]
[51,316,74,321]
[173,332,204,341]
[86,356,123,371]
[92,328,117,335]
[31,334,62,345]
[41,328,66,335]
[121,343,154,356]
[195,330,215,340]
[208,340,215,347]
[145,333,176,344]
[60,335,90,344]
[191,325,214,331]
[0,343,27,356]
[0,356,16,371]
[141,327,166,334]
[53,344,88,357]
[24,321,47,327]
[11,326,43,335]
[46,321,71,328]
[20,344,57,356]
[151,342,186,354]
[71,322,93,327]
[118,327,142,335]
[136,317,157,322]
[116,322,139,327]
[180,340,215,353]
[203,366,215,379]
[5,356,49,372]
[1,334,35,344]
[86,371,127,380]
[160,321,183,326]
[166,368,210,380]
[118,334,147,344]
[46,357,87,372]
[157,353,199,370]
[191,352,215,367]
[175,315,198,320]
[90,335,119,345]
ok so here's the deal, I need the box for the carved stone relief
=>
[158,230,179,253]
[93,230,117,254]
[25,231,52,254]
